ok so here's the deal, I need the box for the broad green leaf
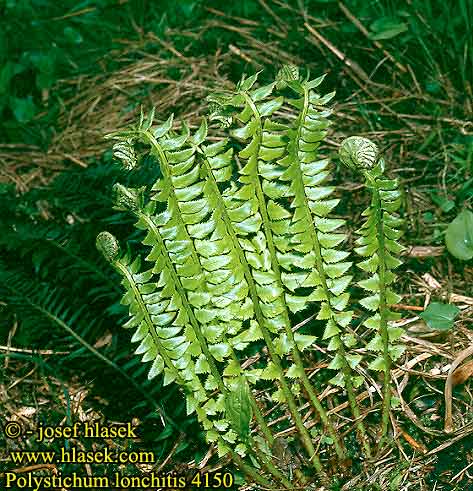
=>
[186,395,198,415]
[323,319,340,339]
[222,429,237,443]
[352,376,365,388]
[271,388,286,403]
[12,96,36,123]
[366,334,383,352]
[267,200,291,220]
[342,333,357,348]
[160,123,190,150]
[274,334,293,355]
[203,398,218,415]
[369,356,387,371]
[445,209,473,260]
[223,360,241,377]
[250,82,275,102]
[307,74,327,89]
[419,302,460,330]
[369,17,408,40]
[359,294,380,311]
[154,114,174,138]
[388,327,404,341]
[357,254,379,273]
[358,275,380,292]
[224,378,253,442]
[131,322,148,342]
[317,301,332,320]
[345,354,362,369]
[286,364,304,378]
[205,375,218,391]
[163,368,177,386]
[203,138,228,157]
[389,344,405,361]
[328,353,343,370]
[190,118,208,145]
[206,430,219,443]
[238,72,259,92]
[142,107,156,131]
[257,97,284,117]
[260,362,279,380]
[147,355,165,379]
[327,336,341,351]
[235,443,247,457]
[135,333,153,355]
[294,333,316,350]
[286,293,308,313]
[328,372,345,387]
[209,343,231,361]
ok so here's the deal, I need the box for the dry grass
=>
[2,6,471,191]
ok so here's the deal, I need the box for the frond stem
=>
[370,185,392,449]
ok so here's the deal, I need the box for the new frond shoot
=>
[97,69,404,487]
[339,136,404,447]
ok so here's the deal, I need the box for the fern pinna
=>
[97,69,404,487]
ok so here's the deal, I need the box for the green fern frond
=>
[0,261,170,419]
[274,76,373,454]
[339,136,404,447]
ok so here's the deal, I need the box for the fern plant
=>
[97,68,404,487]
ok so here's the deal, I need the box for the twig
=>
[389,304,425,312]
[257,0,287,33]
[0,464,56,478]
[423,422,473,457]
[397,426,428,453]
[338,2,407,73]
[229,44,253,64]
[451,460,473,483]
[4,320,17,369]
[304,22,369,82]
[444,345,473,433]
[403,246,445,257]
[0,345,70,355]
[62,153,87,168]
[49,7,96,22]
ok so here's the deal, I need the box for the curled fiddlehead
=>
[96,231,120,262]
[338,136,380,172]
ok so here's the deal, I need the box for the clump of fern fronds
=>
[97,69,405,488]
